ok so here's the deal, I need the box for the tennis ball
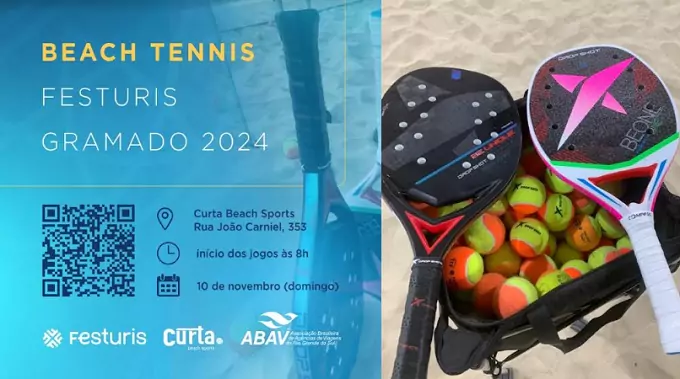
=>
[283,137,299,159]
[507,175,547,215]
[587,246,619,269]
[616,236,632,253]
[438,199,473,217]
[520,147,547,178]
[443,246,484,291]
[561,260,592,279]
[542,233,557,257]
[509,218,550,258]
[564,214,602,252]
[494,277,539,318]
[535,270,572,296]
[488,197,509,217]
[537,193,575,232]
[464,213,506,255]
[520,255,558,284]
[472,273,506,317]
[595,208,625,239]
[502,209,526,229]
[569,191,597,215]
[545,169,573,194]
[553,242,583,266]
[484,242,521,277]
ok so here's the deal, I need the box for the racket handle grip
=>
[276,9,331,172]
[391,260,442,379]
[622,211,680,354]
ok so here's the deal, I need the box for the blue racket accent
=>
[415,123,517,185]
[577,178,623,211]
[648,159,667,202]
[451,69,462,80]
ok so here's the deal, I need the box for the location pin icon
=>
[157,208,174,230]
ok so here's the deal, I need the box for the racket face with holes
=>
[527,45,680,219]
[382,67,522,255]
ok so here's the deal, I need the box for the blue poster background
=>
[0,1,381,378]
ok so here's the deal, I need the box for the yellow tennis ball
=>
[595,208,625,239]
[438,199,473,217]
[484,242,521,277]
[564,214,602,252]
[569,191,597,215]
[542,233,557,257]
[464,213,506,255]
[536,270,572,296]
[537,193,575,232]
[509,218,549,258]
[588,246,620,269]
[507,175,546,215]
[488,197,509,217]
[553,242,583,266]
[616,235,632,253]
[544,168,573,194]
[561,259,592,279]
[443,246,484,291]
[493,276,539,318]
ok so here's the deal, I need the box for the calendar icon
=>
[157,274,180,297]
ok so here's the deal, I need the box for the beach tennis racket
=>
[526,45,680,354]
[347,146,381,299]
[277,6,364,379]
[382,68,523,379]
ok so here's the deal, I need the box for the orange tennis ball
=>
[509,218,550,258]
[464,213,506,255]
[588,246,620,268]
[443,246,484,291]
[597,237,615,248]
[484,242,521,277]
[561,260,592,279]
[520,255,558,284]
[564,214,602,252]
[473,273,506,317]
[507,175,546,215]
[569,190,597,215]
[494,277,539,318]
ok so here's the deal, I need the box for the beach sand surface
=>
[382,0,680,378]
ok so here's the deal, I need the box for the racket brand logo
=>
[470,128,516,160]
[628,211,653,220]
[620,103,664,152]
[557,48,601,61]
[552,57,634,149]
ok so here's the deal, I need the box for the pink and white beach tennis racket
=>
[527,45,680,354]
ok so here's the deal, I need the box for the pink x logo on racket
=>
[553,57,635,149]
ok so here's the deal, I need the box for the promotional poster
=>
[0,1,381,378]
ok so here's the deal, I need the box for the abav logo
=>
[240,312,297,346]
[163,326,223,351]
[43,328,146,348]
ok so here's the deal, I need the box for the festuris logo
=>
[163,326,223,351]
[43,328,146,348]
[552,57,634,149]
[43,329,63,348]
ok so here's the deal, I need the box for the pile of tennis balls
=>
[439,150,632,320]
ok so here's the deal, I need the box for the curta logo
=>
[240,312,296,346]
[163,326,223,350]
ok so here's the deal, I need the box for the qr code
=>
[42,205,135,297]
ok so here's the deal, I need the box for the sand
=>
[382,0,680,378]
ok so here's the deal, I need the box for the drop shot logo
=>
[163,326,223,351]
[240,312,297,346]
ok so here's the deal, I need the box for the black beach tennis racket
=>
[382,68,522,379]
[277,5,364,379]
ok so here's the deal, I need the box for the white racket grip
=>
[621,209,680,354]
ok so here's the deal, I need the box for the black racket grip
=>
[276,9,331,172]
[392,261,442,379]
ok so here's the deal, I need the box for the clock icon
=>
[157,242,180,265]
